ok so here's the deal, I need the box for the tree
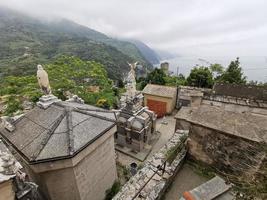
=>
[146,68,166,85]
[219,57,246,84]
[0,56,118,115]
[164,73,186,86]
[137,68,166,90]
[209,63,224,79]
[187,66,213,88]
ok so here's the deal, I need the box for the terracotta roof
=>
[175,104,267,143]
[142,84,177,98]
[0,102,116,163]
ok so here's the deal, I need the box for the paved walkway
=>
[147,114,176,158]
[163,164,209,200]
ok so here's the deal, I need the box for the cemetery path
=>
[163,164,209,200]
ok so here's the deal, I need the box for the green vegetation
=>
[186,58,249,88]
[0,7,152,80]
[187,66,214,88]
[137,68,186,90]
[165,135,187,164]
[146,68,166,85]
[187,58,248,88]
[218,57,247,84]
[0,56,119,116]
[3,96,24,116]
[187,160,216,179]
[137,57,250,90]
[139,57,254,90]
[164,73,186,86]
[105,181,121,200]
[209,63,224,79]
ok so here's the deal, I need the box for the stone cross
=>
[37,64,51,95]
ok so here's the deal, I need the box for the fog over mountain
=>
[1,0,267,57]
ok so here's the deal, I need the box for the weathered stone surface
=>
[184,176,232,200]
[177,118,267,187]
[113,131,188,200]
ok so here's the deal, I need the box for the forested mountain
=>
[0,7,152,79]
[127,39,160,64]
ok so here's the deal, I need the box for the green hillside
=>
[0,7,152,79]
[0,56,119,115]
[127,39,160,64]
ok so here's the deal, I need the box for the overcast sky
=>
[1,0,267,57]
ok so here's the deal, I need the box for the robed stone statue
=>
[37,65,51,95]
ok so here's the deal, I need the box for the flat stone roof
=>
[142,84,177,98]
[175,105,267,143]
[0,101,116,163]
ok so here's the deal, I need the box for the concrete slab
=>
[181,176,232,200]
[163,164,209,200]
[115,131,160,161]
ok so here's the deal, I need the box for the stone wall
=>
[113,130,188,200]
[41,166,80,200]
[73,133,117,200]
[176,119,267,185]
[203,94,267,109]
[213,83,267,100]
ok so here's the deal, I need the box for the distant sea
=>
[155,56,267,82]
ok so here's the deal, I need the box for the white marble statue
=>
[126,62,138,99]
[37,64,51,95]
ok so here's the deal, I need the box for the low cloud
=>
[1,0,267,56]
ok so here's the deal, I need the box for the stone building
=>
[176,86,207,108]
[116,93,156,152]
[160,62,169,75]
[0,96,118,200]
[115,63,157,153]
[175,93,267,186]
[142,84,177,117]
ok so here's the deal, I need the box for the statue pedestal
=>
[37,95,61,109]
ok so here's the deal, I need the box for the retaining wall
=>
[113,130,188,200]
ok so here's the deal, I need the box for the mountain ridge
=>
[0,7,153,79]
[126,39,160,65]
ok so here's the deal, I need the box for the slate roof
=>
[0,102,116,163]
[175,104,267,143]
[142,84,177,98]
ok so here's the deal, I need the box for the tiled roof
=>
[142,84,177,98]
[0,102,116,163]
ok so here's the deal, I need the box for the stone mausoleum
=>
[116,93,156,152]
[0,96,118,200]
[115,63,156,153]
[0,65,118,200]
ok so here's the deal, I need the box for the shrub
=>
[105,181,121,200]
